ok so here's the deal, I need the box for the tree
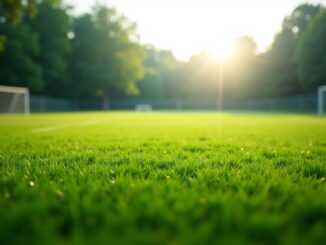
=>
[262,3,322,96]
[0,21,42,91]
[183,51,218,99]
[68,14,98,99]
[26,0,71,97]
[137,46,184,99]
[0,0,60,51]
[226,36,258,99]
[157,50,183,98]
[137,68,163,98]
[233,36,257,57]
[70,5,144,108]
[294,8,326,92]
[0,0,37,25]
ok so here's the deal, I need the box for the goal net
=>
[318,85,326,115]
[0,85,30,114]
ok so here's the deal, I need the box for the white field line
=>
[31,120,102,133]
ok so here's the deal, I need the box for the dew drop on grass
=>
[55,190,64,198]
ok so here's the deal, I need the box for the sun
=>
[207,40,234,61]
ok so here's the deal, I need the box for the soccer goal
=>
[0,85,30,114]
[135,104,153,112]
[318,85,326,115]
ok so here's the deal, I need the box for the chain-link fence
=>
[30,96,74,112]
[30,94,318,113]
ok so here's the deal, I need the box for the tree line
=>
[1,1,326,106]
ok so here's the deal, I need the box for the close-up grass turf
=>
[0,112,325,244]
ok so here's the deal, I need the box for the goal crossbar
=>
[0,85,29,94]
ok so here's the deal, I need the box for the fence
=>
[29,94,319,113]
[30,96,74,112]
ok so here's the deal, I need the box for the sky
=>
[66,0,326,61]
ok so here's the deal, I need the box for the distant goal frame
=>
[0,85,30,115]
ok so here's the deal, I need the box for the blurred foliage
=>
[0,0,61,50]
[0,2,326,101]
[0,0,37,25]
[225,36,258,99]
[137,46,183,99]
[0,20,42,91]
[69,4,144,108]
[137,67,163,98]
[137,3,326,101]
[258,4,323,97]
[25,1,71,97]
[295,9,326,92]
[182,51,218,99]
[0,34,6,52]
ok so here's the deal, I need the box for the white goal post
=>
[318,85,326,115]
[0,85,30,115]
[317,85,326,115]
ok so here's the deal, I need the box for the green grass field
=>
[0,112,326,244]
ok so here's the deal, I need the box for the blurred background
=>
[0,0,326,113]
